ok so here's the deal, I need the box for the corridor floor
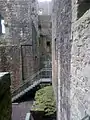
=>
[12,101,33,120]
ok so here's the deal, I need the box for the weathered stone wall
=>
[0,72,11,120]
[72,0,78,23]
[52,0,90,120]
[52,0,72,120]
[0,45,22,91]
[7,0,32,45]
[31,0,38,32]
[0,0,11,42]
[52,0,58,101]
[71,7,90,120]
[0,0,39,92]
[0,0,38,44]
[0,0,39,49]
[0,45,35,92]
[7,0,38,45]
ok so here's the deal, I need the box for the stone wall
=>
[71,7,90,120]
[0,45,22,91]
[0,0,39,49]
[52,0,90,120]
[0,0,11,42]
[0,0,39,92]
[0,0,38,44]
[7,0,38,45]
[52,0,72,120]
[0,45,36,92]
[0,72,11,120]
[7,0,32,45]
[52,0,58,101]
[31,0,38,32]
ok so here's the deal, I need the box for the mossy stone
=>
[32,86,56,116]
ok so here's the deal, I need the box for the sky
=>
[38,0,52,2]
[1,20,5,34]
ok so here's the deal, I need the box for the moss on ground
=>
[32,85,56,116]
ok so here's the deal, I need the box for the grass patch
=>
[32,85,56,116]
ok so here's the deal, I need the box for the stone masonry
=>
[52,0,90,120]
[0,0,39,92]
[52,0,72,120]
[52,0,58,102]
[71,1,90,119]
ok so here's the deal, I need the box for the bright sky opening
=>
[1,20,5,34]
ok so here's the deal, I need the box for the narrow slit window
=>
[1,19,5,34]
[0,15,5,34]
[47,41,50,47]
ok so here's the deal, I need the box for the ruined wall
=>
[70,1,90,119]
[7,0,32,45]
[0,0,39,92]
[52,0,72,120]
[0,0,38,44]
[0,45,22,91]
[0,72,11,120]
[0,44,37,92]
[52,0,58,101]
[52,0,90,120]
[31,0,38,32]
[0,0,11,42]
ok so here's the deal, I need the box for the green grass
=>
[32,85,56,116]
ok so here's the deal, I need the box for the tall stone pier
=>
[52,0,90,120]
[52,0,72,120]
[0,72,11,120]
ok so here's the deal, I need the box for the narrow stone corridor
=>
[1,0,90,120]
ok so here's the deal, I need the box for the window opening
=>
[1,20,5,34]
[0,15,5,34]
[47,41,50,47]
[32,7,35,12]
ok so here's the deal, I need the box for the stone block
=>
[0,72,11,120]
